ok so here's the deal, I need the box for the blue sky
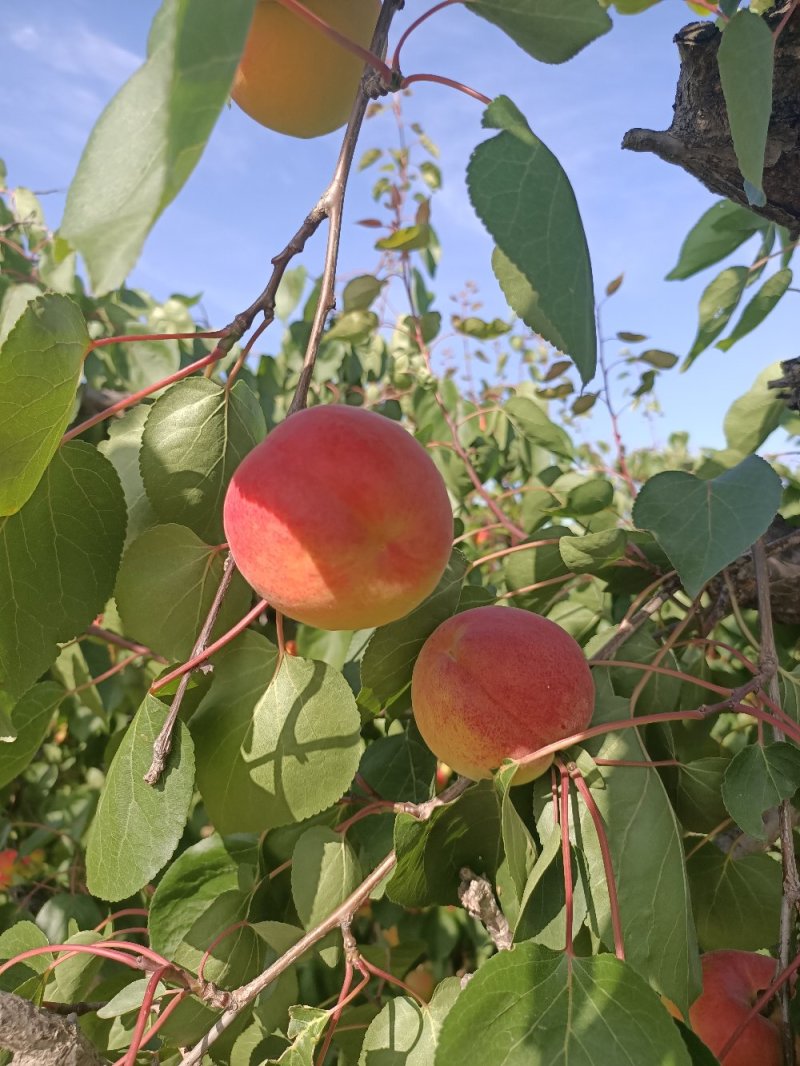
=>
[1,1,795,454]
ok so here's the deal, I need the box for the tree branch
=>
[753,536,798,1066]
[0,991,104,1066]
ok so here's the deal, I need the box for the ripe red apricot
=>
[411,606,594,783]
[689,951,780,1066]
[223,405,453,630]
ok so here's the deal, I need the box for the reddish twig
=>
[149,596,268,695]
[400,73,491,106]
[559,767,575,955]
[566,761,625,960]
[275,0,393,83]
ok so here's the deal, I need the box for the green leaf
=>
[325,310,379,342]
[717,269,792,351]
[375,225,432,252]
[639,349,679,370]
[60,0,257,293]
[275,266,308,322]
[271,1006,329,1064]
[676,758,730,833]
[191,633,363,835]
[718,10,774,206]
[358,727,437,804]
[632,455,782,597]
[495,764,537,924]
[291,827,362,932]
[723,361,787,454]
[503,525,574,610]
[358,550,467,713]
[0,294,88,515]
[149,834,260,967]
[358,981,461,1066]
[559,528,627,574]
[504,396,573,458]
[574,685,701,1015]
[451,315,511,340]
[722,742,800,840]
[97,404,159,546]
[468,97,595,383]
[0,284,42,346]
[666,200,762,280]
[86,693,195,901]
[684,267,749,368]
[140,377,265,543]
[0,442,127,700]
[0,922,52,976]
[435,944,691,1065]
[342,275,385,312]
[387,783,502,907]
[115,524,251,660]
[687,848,782,951]
[0,683,64,788]
[466,0,611,63]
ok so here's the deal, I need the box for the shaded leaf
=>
[723,361,786,454]
[560,528,627,574]
[469,97,595,382]
[504,396,573,458]
[721,742,800,840]
[632,455,782,597]
[435,943,691,1064]
[86,694,195,901]
[115,524,251,660]
[60,0,257,292]
[717,269,792,351]
[291,827,362,932]
[466,0,611,63]
[666,200,762,280]
[358,551,467,713]
[191,633,363,835]
[0,442,126,700]
[0,294,87,515]
[387,783,502,907]
[687,848,781,951]
[0,683,64,788]
[358,981,461,1065]
[684,267,748,369]
[718,10,774,206]
[140,377,265,543]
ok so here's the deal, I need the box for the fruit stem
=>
[391,0,463,71]
[274,0,393,84]
[61,345,228,443]
[400,73,491,106]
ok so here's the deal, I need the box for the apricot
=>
[411,606,594,784]
[689,951,780,1066]
[223,405,453,630]
[231,0,381,138]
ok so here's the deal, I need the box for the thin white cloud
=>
[9,21,141,86]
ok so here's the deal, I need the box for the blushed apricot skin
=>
[231,0,381,138]
[223,405,454,631]
[688,951,781,1066]
[411,606,595,784]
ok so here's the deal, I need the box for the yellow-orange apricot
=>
[223,405,453,630]
[231,0,380,138]
[411,606,594,784]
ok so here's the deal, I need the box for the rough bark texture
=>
[0,991,105,1066]
[700,515,800,632]
[623,2,800,234]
